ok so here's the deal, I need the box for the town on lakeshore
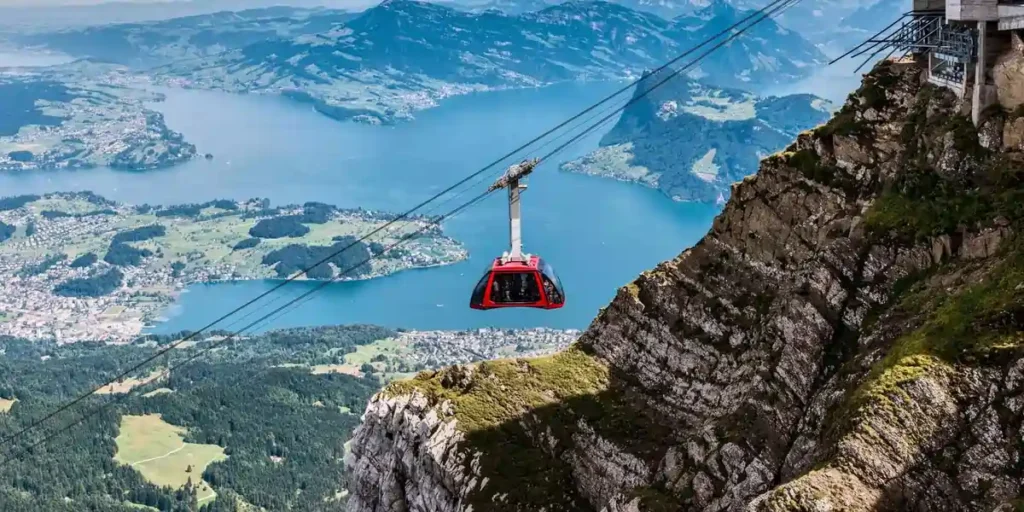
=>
[0,64,198,172]
[0,192,467,342]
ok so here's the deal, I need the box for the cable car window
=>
[542,275,563,304]
[539,260,564,292]
[492,272,541,303]
[471,272,490,306]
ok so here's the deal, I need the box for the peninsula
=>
[0,64,197,172]
[0,192,467,342]
[560,73,835,203]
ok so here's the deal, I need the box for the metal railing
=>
[831,11,978,72]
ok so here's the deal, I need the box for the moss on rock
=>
[846,237,1024,426]
[384,346,610,433]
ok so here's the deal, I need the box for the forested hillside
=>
[0,325,392,511]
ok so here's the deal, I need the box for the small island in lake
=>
[0,192,467,343]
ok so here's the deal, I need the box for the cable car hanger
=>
[470,158,566,310]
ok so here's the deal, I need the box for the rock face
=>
[346,60,1024,511]
[994,31,1024,112]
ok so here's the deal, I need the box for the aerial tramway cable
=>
[0,0,802,467]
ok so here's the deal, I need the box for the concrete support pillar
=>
[506,180,525,262]
[973,20,989,125]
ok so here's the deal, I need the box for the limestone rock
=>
[979,112,1005,151]
[1005,116,1024,152]
[994,39,1024,112]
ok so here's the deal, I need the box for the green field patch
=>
[96,370,165,395]
[342,337,411,366]
[102,305,127,317]
[28,197,104,215]
[310,364,363,377]
[122,501,159,511]
[0,397,17,413]
[383,371,418,383]
[114,414,226,502]
[142,388,174,398]
[326,489,349,504]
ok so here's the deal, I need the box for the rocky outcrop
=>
[1006,113,1024,152]
[346,60,1024,511]
[994,31,1024,112]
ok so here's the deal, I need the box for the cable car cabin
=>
[470,158,565,310]
[470,256,565,310]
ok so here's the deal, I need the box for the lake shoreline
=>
[0,76,737,335]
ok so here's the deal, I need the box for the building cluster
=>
[400,327,582,369]
[0,92,160,171]
[0,203,467,343]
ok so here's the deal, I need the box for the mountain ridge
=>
[12,6,358,68]
[147,0,825,123]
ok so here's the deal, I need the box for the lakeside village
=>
[401,327,582,370]
[0,194,469,343]
[0,67,199,172]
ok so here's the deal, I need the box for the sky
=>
[0,0,164,5]
[0,0,381,26]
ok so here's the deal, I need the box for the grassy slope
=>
[0,398,16,413]
[114,414,227,502]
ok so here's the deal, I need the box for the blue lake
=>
[0,80,722,332]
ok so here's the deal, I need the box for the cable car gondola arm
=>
[487,158,539,193]
[490,159,538,263]
[507,177,526,262]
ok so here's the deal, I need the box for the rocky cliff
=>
[344,59,1024,511]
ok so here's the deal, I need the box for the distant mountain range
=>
[11,0,833,124]
[3,0,910,59]
[98,0,824,123]
[441,0,910,57]
[13,7,358,68]
[561,66,833,202]
[0,1,368,30]
[833,0,911,49]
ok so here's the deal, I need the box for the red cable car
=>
[470,159,565,310]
